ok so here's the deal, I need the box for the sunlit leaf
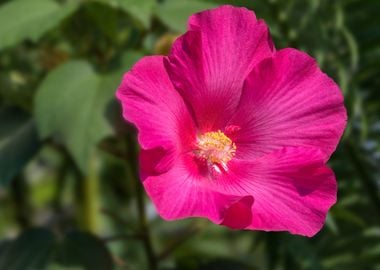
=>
[155,0,217,32]
[0,0,78,50]
[34,61,113,173]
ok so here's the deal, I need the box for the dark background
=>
[0,0,379,269]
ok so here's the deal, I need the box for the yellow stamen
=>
[196,130,236,169]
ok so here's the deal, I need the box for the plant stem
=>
[126,134,157,270]
[79,155,100,233]
[54,143,99,234]
[135,181,157,270]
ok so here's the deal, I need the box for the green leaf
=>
[0,107,40,186]
[55,231,113,270]
[0,228,56,270]
[34,61,113,173]
[118,0,155,28]
[0,229,113,270]
[96,0,155,28]
[155,0,217,32]
[0,0,78,50]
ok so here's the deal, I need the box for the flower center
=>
[195,130,236,172]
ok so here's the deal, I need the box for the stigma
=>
[195,130,236,174]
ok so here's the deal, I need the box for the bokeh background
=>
[0,0,379,269]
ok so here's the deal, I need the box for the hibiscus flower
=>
[116,5,347,236]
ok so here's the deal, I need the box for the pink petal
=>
[116,56,196,175]
[229,48,347,161]
[165,5,274,131]
[143,156,253,228]
[215,147,337,237]
[221,196,254,229]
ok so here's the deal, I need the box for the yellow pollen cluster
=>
[196,130,236,165]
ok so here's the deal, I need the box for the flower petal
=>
[143,156,253,227]
[116,56,196,175]
[229,48,347,161]
[221,196,254,229]
[166,5,274,131]
[215,147,337,237]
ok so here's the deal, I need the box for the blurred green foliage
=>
[0,0,379,269]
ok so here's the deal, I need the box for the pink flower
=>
[116,5,347,236]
